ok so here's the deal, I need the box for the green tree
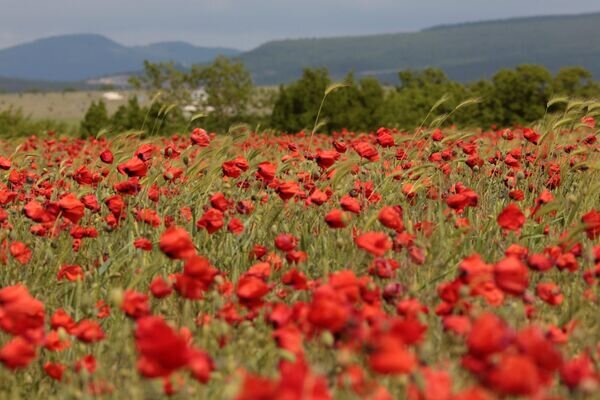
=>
[552,67,600,98]
[80,100,110,136]
[111,97,146,132]
[459,80,504,127]
[321,74,387,132]
[109,97,187,136]
[490,64,553,125]
[379,68,467,128]
[129,61,192,106]
[129,58,255,132]
[271,68,330,132]
[191,56,253,121]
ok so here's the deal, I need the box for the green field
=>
[0,91,146,125]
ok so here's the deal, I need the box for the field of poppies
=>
[0,105,600,399]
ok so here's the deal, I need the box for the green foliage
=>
[126,58,255,133]
[271,69,388,132]
[80,100,110,136]
[0,106,70,137]
[271,64,600,132]
[111,97,148,132]
[129,61,193,106]
[190,56,253,120]
[78,96,191,137]
[489,64,553,125]
[271,68,330,132]
[551,67,600,98]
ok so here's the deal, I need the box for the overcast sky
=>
[1,0,599,50]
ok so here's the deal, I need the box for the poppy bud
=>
[110,288,124,307]
[57,327,69,342]
[320,331,334,347]
[516,171,525,180]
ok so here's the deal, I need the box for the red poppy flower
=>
[276,181,302,201]
[149,276,173,299]
[23,200,55,223]
[99,149,114,164]
[355,232,392,257]
[315,150,340,169]
[43,330,70,352]
[196,208,224,234]
[467,313,511,357]
[497,203,525,232]
[173,274,210,300]
[256,162,276,182]
[136,208,161,227]
[159,227,196,260]
[81,194,101,213]
[340,195,361,214]
[134,144,156,161]
[522,128,540,145]
[0,156,11,170]
[376,127,395,147]
[536,282,564,305]
[0,285,45,337]
[368,334,416,375]
[556,252,578,272]
[9,241,32,265]
[0,337,37,369]
[188,348,214,383]
[333,139,347,153]
[235,373,278,400]
[324,209,349,228]
[236,275,270,305]
[487,354,541,396]
[494,256,529,295]
[104,195,125,218]
[183,255,218,289]
[527,253,553,272]
[354,141,379,161]
[57,265,84,282]
[121,290,151,319]
[227,218,244,234]
[274,234,298,252]
[222,157,249,178]
[74,354,97,374]
[581,209,600,239]
[560,353,595,389]
[378,206,404,232]
[134,316,190,378]
[58,193,85,224]
[307,287,349,333]
[210,192,230,211]
[134,238,153,251]
[282,268,308,290]
[114,178,141,195]
[71,320,105,343]
[50,308,75,332]
[191,128,211,147]
[117,157,148,178]
[44,362,66,381]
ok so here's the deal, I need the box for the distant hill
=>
[0,34,241,82]
[239,11,600,84]
[0,76,94,92]
[2,12,600,87]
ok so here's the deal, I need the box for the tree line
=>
[81,58,600,136]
